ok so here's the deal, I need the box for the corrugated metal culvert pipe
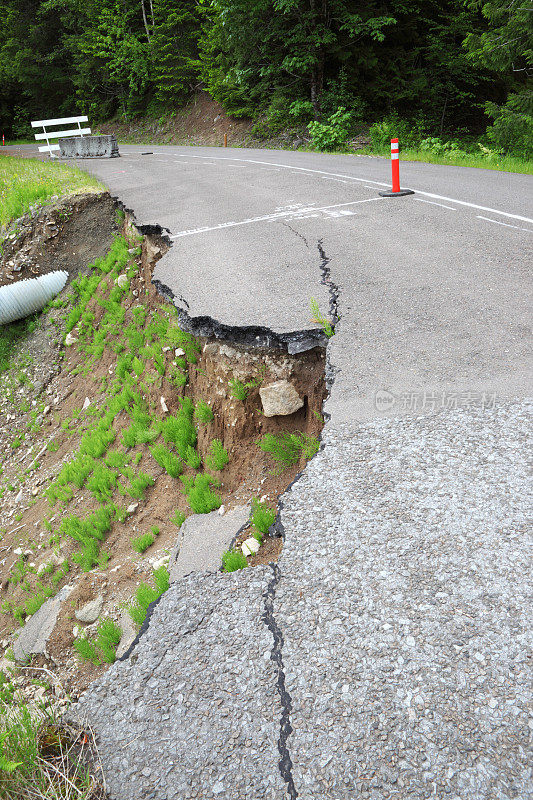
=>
[0,271,69,325]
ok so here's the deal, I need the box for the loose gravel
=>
[72,400,532,799]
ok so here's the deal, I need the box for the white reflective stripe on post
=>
[391,153,399,160]
[391,142,399,149]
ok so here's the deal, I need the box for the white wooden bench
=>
[31,116,91,157]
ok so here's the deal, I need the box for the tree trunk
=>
[140,0,151,43]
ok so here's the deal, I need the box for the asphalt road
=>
[7,143,533,799]
[6,143,532,423]
[72,144,533,425]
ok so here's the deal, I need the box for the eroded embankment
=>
[0,192,329,702]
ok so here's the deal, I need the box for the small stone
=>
[127,503,139,515]
[75,595,104,624]
[259,380,304,417]
[14,489,23,504]
[175,348,185,357]
[65,333,77,346]
[73,626,80,637]
[13,548,23,556]
[241,538,260,556]
[115,274,128,289]
[160,396,168,414]
[43,405,50,415]
[82,397,91,410]
[218,505,225,516]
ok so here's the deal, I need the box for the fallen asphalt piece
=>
[169,504,250,582]
[72,399,532,799]
[14,584,74,662]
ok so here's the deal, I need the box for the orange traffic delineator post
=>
[224,133,227,148]
[379,138,414,197]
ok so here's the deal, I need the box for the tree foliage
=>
[0,0,530,152]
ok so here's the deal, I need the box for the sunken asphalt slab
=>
[8,143,527,798]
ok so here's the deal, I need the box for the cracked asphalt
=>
[8,144,531,798]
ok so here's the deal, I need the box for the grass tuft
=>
[222,549,248,572]
[258,431,320,470]
[205,439,229,471]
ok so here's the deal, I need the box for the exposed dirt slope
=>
[0,194,326,703]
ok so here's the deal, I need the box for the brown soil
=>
[97,90,371,152]
[0,194,326,700]
[0,193,117,287]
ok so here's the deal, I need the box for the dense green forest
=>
[0,0,531,155]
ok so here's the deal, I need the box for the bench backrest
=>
[31,116,91,156]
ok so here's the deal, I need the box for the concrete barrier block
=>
[59,134,120,159]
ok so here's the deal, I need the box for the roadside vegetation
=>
[0,155,103,228]
[0,667,104,799]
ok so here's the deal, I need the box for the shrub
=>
[222,549,248,572]
[150,443,183,478]
[125,471,155,499]
[484,97,533,158]
[308,107,353,151]
[205,439,229,471]
[160,401,197,459]
[229,378,248,400]
[79,427,116,459]
[185,445,202,470]
[86,463,118,501]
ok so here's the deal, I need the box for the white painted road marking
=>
[477,215,533,233]
[415,198,457,211]
[170,153,533,225]
[169,197,383,239]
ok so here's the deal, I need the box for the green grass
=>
[0,317,38,376]
[127,566,169,626]
[222,549,248,572]
[360,146,533,175]
[0,154,104,227]
[251,497,276,540]
[131,527,159,554]
[181,473,222,514]
[258,431,320,471]
[74,616,122,665]
[149,443,183,478]
[0,673,102,797]
[194,400,214,424]
[205,439,229,471]
[170,509,186,527]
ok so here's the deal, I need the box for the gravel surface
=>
[72,399,532,799]
[71,567,286,800]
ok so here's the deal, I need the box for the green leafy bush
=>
[229,378,248,400]
[308,107,353,151]
[485,97,533,158]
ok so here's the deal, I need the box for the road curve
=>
[7,144,532,799]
